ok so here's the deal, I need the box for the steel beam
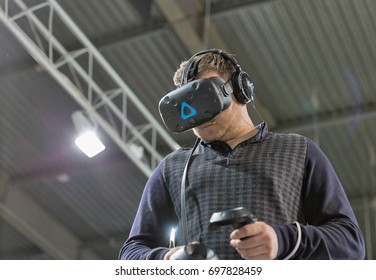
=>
[0,0,180,178]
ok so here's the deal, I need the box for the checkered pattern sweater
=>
[119,123,365,260]
[164,131,307,259]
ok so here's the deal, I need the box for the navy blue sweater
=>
[119,124,365,260]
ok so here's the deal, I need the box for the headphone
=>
[181,48,255,104]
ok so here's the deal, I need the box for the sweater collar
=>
[198,122,270,153]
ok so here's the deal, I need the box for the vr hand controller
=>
[169,207,257,260]
[169,243,218,260]
[209,207,257,230]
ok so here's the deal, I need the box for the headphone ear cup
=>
[232,71,254,104]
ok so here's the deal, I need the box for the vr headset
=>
[158,76,233,133]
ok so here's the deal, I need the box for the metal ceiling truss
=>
[0,0,180,178]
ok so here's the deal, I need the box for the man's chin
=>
[193,127,222,142]
[193,132,216,143]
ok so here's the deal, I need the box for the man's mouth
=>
[201,121,216,129]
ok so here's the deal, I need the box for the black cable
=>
[180,137,201,244]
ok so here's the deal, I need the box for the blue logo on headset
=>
[180,102,197,120]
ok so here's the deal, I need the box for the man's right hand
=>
[163,246,185,260]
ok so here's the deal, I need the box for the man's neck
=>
[226,125,258,149]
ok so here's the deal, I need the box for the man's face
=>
[192,70,244,143]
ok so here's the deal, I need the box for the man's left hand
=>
[229,221,278,260]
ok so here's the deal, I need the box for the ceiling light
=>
[72,111,105,158]
[74,131,105,158]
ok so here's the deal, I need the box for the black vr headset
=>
[159,49,255,133]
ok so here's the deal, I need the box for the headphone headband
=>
[181,49,254,104]
[181,49,240,85]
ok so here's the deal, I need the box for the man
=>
[119,49,365,260]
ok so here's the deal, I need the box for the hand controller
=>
[209,207,257,229]
[169,207,256,260]
[169,243,219,260]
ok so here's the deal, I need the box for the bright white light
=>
[169,227,176,248]
[75,131,105,158]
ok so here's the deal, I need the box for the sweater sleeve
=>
[118,160,178,260]
[272,138,365,259]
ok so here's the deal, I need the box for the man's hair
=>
[173,51,237,87]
